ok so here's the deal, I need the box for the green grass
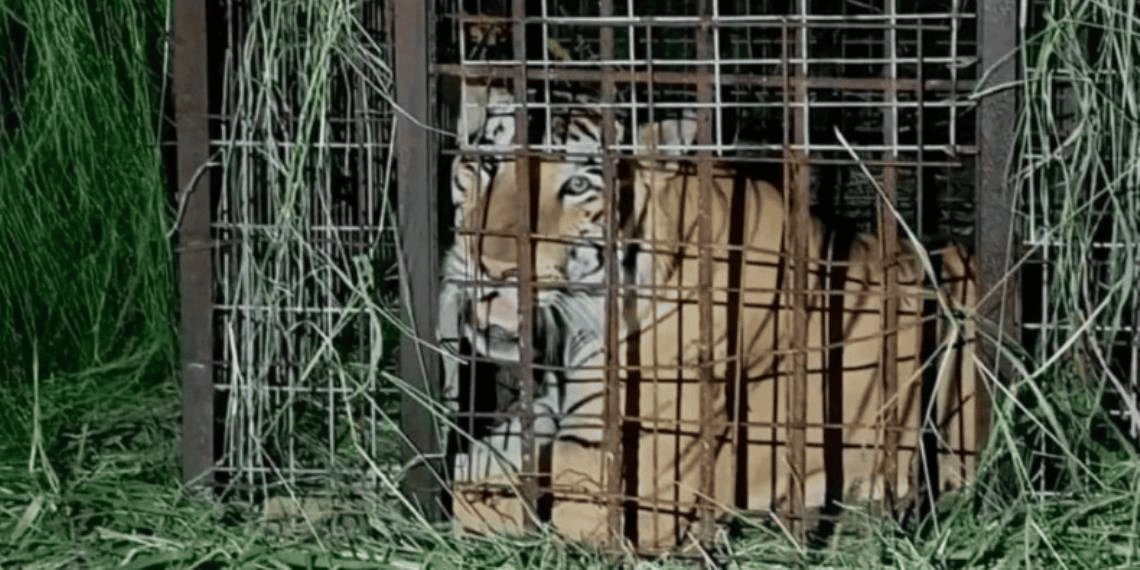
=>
[3,0,1140,567]
[0,0,177,466]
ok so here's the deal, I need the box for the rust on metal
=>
[879,6,901,511]
[395,0,443,521]
[596,0,626,546]
[880,159,900,510]
[782,14,809,543]
[174,0,214,488]
[694,0,718,544]
[510,0,539,528]
[823,214,848,519]
[436,64,975,95]
[441,1,991,554]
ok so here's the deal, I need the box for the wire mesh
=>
[1018,0,1140,490]
[206,0,401,516]
[436,0,981,553]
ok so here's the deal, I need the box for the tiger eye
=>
[562,175,593,196]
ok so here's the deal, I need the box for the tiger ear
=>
[459,82,516,150]
[548,111,625,155]
[453,83,516,228]
[635,117,698,167]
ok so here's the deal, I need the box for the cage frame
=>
[171,0,1023,550]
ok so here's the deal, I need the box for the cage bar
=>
[511,0,540,528]
[783,6,809,541]
[693,0,717,545]
[437,64,975,95]
[880,0,901,513]
[976,0,1019,448]
[598,0,624,545]
[174,0,214,488]
[395,0,444,521]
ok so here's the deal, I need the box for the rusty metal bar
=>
[450,13,973,26]
[174,0,214,489]
[504,411,941,433]
[777,15,791,539]
[643,28,664,548]
[598,0,624,545]
[510,0,538,529]
[976,0,1019,453]
[914,20,942,522]
[880,159,900,510]
[395,0,443,521]
[784,5,809,543]
[915,23,928,241]
[694,0,718,545]
[447,145,978,168]
[725,35,751,516]
[879,0,901,513]
[918,255,943,521]
[435,64,975,94]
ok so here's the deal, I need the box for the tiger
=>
[437,86,980,551]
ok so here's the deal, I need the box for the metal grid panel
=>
[442,2,977,237]
[437,0,981,551]
[1016,0,1139,491]
[204,0,400,500]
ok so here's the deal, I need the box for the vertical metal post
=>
[785,4,809,544]
[598,0,624,545]
[695,0,718,544]
[914,20,942,523]
[395,0,443,521]
[977,0,1019,452]
[174,0,215,488]
[880,0,901,512]
[880,161,900,508]
[510,0,538,528]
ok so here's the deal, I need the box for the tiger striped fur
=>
[437,87,980,550]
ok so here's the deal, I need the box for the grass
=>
[0,0,177,472]
[2,0,1140,567]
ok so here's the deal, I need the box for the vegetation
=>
[2,0,1140,567]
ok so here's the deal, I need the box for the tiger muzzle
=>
[468,285,556,364]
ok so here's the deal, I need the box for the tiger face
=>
[448,98,620,361]
[453,148,607,286]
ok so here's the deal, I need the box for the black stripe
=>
[537,442,553,522]
[915,253,943,522]
[622,302,642,543]
[725,171,749,509]
[823,223,855,523]
[621,162,643,544]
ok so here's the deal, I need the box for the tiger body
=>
[438,89,978,550]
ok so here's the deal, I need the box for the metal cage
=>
[175,0,408,526]
[432,0,1017,551]
[171,0,1020,552]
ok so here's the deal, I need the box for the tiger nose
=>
[534,241,568,283]
[472,286,552,333]
[481,241,566,283]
